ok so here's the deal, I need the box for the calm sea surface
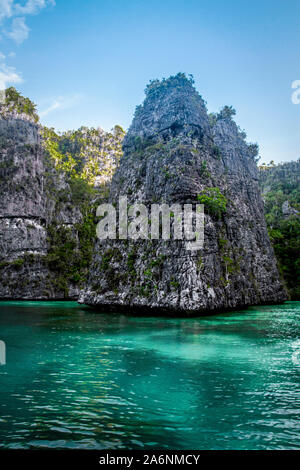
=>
[0,301,299,450]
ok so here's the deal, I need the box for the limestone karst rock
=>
[0,110,83,298]
[0,89,123,299]
[79,74,287,313]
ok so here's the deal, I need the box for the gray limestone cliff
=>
[0,88,123,299]
[259,159,300,299]
[0,113,82,298]
[79,74,287,313]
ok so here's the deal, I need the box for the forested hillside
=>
[260,160,300,299]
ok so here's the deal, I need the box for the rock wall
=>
[80,74,287,313]
[0,87,125,300]
[0,114,83,299]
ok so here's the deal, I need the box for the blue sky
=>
[0,0,300,163]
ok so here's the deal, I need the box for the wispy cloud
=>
[14,0,55,16]
[0,0,55,44]
[0,49,22,89]
[0,0,55,89]
[0,0,14,22]
[0,62,22,89]
[39,94,83,118]
[7,16,29,44]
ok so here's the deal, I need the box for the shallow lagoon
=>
[0,301,299,449]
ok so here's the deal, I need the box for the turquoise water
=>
[0,301,299,450]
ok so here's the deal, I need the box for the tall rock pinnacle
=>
[80,73,287,314]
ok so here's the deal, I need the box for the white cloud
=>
[0,0,14,22]
[0,62,22,89]
[39,94,83,117]
[0,1,55,93]
[0,51,16,61]
[7,17,29,44]
[14,0,55,16]
[0,0,55,44]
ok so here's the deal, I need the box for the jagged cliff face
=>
[0,90,124,299]
[0,113,83,298]
[80,75,287,313]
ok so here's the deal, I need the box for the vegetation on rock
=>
[0,87,39,122]
[45,209,96,295]
[41,124,125,295]
[260,160,300,299]
[42,124,125,186]
[197,187,227,218]
[144,72,195,97]
[0,87,125,298]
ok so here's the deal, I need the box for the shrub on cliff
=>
[1,87,39,122]
[144,73,195,97]
[197,187,227,218]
